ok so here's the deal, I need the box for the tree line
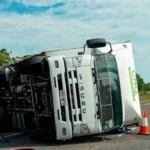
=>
[136,73,150,93]
[0,48,150,92]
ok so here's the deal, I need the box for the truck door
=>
[95,53,123,131]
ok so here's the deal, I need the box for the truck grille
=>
[57,74,66,121]
[67,69,82,124]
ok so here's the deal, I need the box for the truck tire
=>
[19,56,45,75]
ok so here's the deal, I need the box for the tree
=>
[145,83,150,92]
[0,48,22,68]
[0,48,12,67]
[136,73,145,92]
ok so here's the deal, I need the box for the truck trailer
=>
[0,38,141,142]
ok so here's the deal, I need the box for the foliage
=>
[139,92,150,104]
[0,48,22,68]
[0,48,12,67]
[145,83,150,91]
[136,73,145,92]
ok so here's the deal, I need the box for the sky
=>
[0,0,150,82]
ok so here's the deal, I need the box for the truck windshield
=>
[95,53,122,131]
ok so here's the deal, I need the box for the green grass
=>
[139,92,150,104]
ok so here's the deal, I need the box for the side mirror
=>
[86,38,106,48]
[82,38,113,55]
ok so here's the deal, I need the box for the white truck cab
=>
[46,39,141,140]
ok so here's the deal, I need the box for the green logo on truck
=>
[128,67,138,101]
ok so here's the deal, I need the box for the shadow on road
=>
[0,132,114,149]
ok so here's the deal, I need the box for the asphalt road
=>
[1,104,150,150]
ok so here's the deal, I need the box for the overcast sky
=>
[0,0,150,82]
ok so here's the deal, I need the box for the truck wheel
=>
[19,56,45,74]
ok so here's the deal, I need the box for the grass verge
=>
[139,93,150,104]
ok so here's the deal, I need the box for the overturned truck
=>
[0,38,141,142]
